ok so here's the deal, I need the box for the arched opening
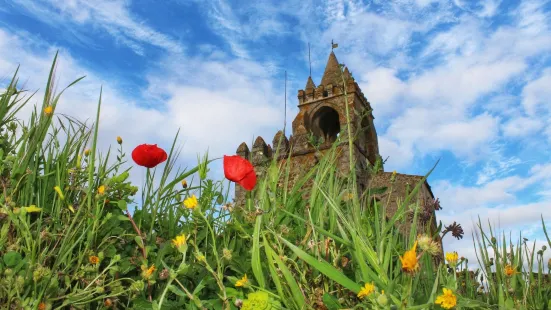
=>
[311,106,340,144]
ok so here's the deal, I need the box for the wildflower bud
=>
[54,186,65,201]
[377,290,388,306]
[181,179,188,188]
[222,248,232,261]
[542,245,547,251]
[43,106,53,116]
[491,237,497,244]
[159,268,169,280]
[417,234,432,252]
[234,299,243,307]
[116,136,123,144]
[84,149,91,156]
[104,299,113,308]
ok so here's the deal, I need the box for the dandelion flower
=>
[504,264,517,277]
[172,234,187,253]
[43,106,53,116]
[89,256,100,265]
[235,274,249,287]
[98,185,106,195]
[446,252,459,268]
[184,195,198,209]
[400,241,419,274]
[141,264,155,280]
[435,288,457,309]
[357,282,375,299]
[116,136,122,144]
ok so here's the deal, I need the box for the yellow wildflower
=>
[172,234,187,253]
[89,255,100,265]
[400,241,419,274]
[141,264,155,280]
[53,186,65,200]
[357,282,375,299]
[435,288,457,309]
[84,149,91,156]
[504,264,518,277]
[183,195,198,209]
[23,205,42,213]
[43,106,53,116]
[181,179,188,188]
[446,251,459,268]
[235,274,249,287]
[98,185,106,195]
[116,136,123,144]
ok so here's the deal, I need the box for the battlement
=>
[297,69,370,107]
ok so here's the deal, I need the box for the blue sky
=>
[1,0,551,269]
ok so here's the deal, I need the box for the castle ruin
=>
[234,49,439,236]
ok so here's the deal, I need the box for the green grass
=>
[0,55,550,309]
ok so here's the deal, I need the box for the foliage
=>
[0,55,550,309]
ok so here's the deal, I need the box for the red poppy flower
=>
[132,144,168,168]
[223,155,256,191]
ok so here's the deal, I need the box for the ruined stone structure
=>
[234,49,439,236]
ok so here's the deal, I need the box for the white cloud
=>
[10,0,184,55]
[502,116,544,137]
[434,162,551,214]
[521,68,551,116]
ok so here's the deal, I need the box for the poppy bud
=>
[116,136,123,144]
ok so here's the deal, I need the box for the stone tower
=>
[234,49,439,236]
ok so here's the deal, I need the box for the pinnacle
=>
[343,66,352,80]
[305,76,316,90]
[320,51,342,86]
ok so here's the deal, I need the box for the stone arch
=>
[310,106,340,144]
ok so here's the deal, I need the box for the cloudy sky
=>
[1,0,550,270]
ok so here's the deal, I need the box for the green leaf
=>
[117,200,128,211]
[135,236,144,249]
[117,214,130,222]
[251,215,266,288]
[168,285,188,298]
[277,235,361,293]
[3,251,22,267]
[322,293,341,310]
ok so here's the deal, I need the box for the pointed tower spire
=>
[305,76,316,90]
[320,51,341,86]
